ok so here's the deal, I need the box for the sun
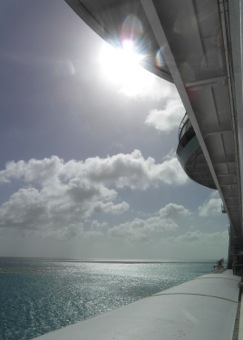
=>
[99,40,150,97]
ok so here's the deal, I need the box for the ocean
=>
[0,258,214,340]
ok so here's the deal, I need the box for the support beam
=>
[140,0,227,209]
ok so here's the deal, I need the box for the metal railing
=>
[178,113,191,140]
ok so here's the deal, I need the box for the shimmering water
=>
[0,258,213,340]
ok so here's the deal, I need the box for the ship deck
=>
[35,270,241,340]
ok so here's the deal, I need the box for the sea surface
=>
[0,257,214,340]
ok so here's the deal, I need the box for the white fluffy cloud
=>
[158,155,188,185]
[159,203,191,219]
[0,150,187,188]
[0,151,188,238]
[145,98,185,133]
[198,192,222,217]
[84,150,188,188]
[108,203,190,242]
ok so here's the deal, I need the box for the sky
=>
[0,0,229,261]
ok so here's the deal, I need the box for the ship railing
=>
[178,113,191,140]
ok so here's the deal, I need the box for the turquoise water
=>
[0,258,213,340]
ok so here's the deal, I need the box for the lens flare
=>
[99,39,151,96]
[100,39,144,78]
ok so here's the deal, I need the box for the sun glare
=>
[99,40,150,96]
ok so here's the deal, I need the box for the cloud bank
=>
[108,203,191,242]
[0,151,187,237]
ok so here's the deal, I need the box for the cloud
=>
[47,224,82,241]
[84,150,188,188]
[145,98,185,133]
[157,155,188,185]
[0,151,188,238]
[0,188,46,229]
[88,220,108,236]
[108,219,149,242]
[108,203,190,242]
[198,192,222,217]
[157,229,228,260]
[159,203,191,219]
[0,167,128,238]
[93,201,129,215]
[0,150,187,188]
[0,156,62,184]
[175,229,228,245]
[0,183,127,234]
